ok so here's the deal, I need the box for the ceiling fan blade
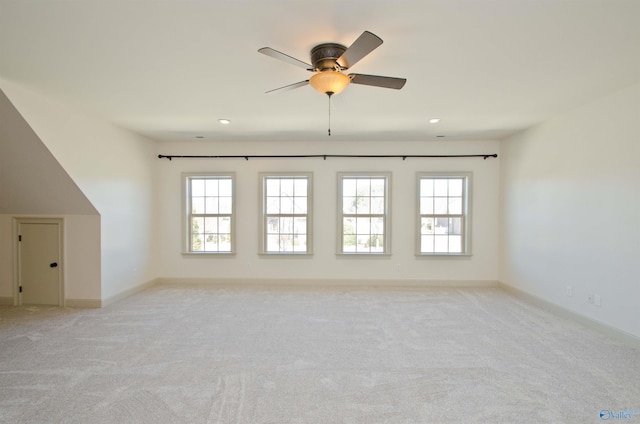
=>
[337,31,383,69]
[258,47,312,70]
[265,80,310,94]
[349,74,407,89]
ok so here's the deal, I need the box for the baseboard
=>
[156,277,499,289]
[100,278,159,308]
[0,295,102,308]
[499,281,640,349]
[0,296,102,308]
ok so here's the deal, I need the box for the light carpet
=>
[1,284,639,423]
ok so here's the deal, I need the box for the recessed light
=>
[429,118,441,124]
[218,118,231,125]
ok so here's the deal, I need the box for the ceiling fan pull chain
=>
[327,92,332,136]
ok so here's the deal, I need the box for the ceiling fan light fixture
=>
[309,71,350,96]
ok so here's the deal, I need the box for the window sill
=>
[415,253,472,259]
[182,252,236,257]
[258,252,313,258]
[336,253,392,258]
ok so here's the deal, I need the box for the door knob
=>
[50,262,58,268]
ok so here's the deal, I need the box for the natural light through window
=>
[418,174,470,255]
[339,173,390,254]
[261,174,312,254]
[186,174,234,253]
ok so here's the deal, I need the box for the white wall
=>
[0,79,158,302]
[156,139,500,284]
[61,214,101,301]
[500,82,640,338]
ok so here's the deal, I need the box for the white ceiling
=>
[1,0,639,143]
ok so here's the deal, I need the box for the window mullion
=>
[417,173,470,255]
[261,173,312,254]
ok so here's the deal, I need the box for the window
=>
[260,173,312,254]
[417,173,471,255]
[338,173,390,254]
[184,174,235,254]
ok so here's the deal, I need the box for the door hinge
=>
[18,235,22,242]
[19,286,22,293]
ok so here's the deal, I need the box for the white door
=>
[18,221,62,306]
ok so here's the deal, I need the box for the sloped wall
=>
[0,88,100,302]
[0,79,157,303]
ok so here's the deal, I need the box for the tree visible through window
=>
[186,175,234,253]
[418,174,469,254]
[261,174,312,254]
[339,174,390,254]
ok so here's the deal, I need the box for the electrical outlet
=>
[588,294,594,304]
[566,286,573,297]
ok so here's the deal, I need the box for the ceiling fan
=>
[258,31,407,97]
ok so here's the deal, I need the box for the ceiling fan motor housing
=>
[311,43,347,71]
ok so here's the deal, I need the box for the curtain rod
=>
[158,154,498,161]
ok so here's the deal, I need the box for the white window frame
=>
[183,173,236,255]
[337,172,391,255]
[416,172,472,256]
[259,172,313,255]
